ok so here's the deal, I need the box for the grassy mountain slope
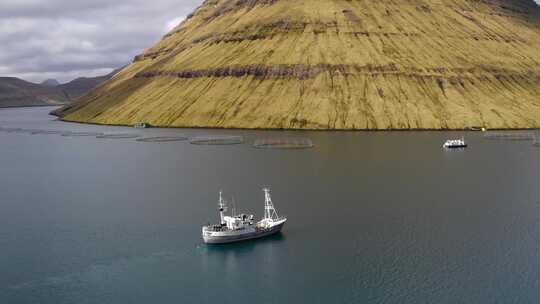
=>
[57,0,540,129]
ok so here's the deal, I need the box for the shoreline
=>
[0,104,67,110]
[53,116,540,132]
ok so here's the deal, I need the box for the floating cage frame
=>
[7,128,29,133]
[253,137,314,149]
[21,129,45,134]
[62,132,105,137]
[136,136,188,143]
[483,132,534,141]
[1,128,23,133]
[96,133,141,139]
[189,135,244,145]
[30,130,63,135]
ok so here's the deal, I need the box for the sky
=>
[0,0,539,83]
[0,0,200,83]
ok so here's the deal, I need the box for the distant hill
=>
[0,77,69,108]
[41,79,60,87]
[0,70,118,108]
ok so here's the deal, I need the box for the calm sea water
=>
[1,107,540,303]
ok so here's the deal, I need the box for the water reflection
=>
[196,233,285,293]
[201,233,286,257]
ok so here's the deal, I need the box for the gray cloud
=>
[0,0,539,83]
[0,0,200,83]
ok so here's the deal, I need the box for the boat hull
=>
[444,144,468,148]
[203,222,285,244]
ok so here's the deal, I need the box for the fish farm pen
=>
[0,127,16,132]
[5,128,26,133]
[22,129,44,134]
[2,128,29,134]
[253,137,314,149]
[62,132,105,137]
[136,136,188,143]
[483,132,534,141]
[7,128,30,134]
[189,135,244,145]
[96,133,141,139]
[30,130,63,135]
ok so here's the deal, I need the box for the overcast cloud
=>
[0,0,200,83]
[0,0,539,83]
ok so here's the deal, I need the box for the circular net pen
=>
[0,128,20,133]
[9,128,32,134]
[483,132,534,141]
[136,136,188,143]
[189,135,244,146]
[62,131,105,137]
[30,130,63,135]
[253,137,314,149]
[1,128,24,133]
[22,129,45,134]
[11,128,37,134]
[96,133,141,139]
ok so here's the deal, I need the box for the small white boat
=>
[133,122,151,129]
[533,134,540,147]
[443,137,467,149]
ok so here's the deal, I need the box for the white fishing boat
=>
[202,188,287,244]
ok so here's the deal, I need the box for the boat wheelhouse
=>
[443,137,467,149]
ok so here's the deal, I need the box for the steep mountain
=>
[0,77,69,108]
[59,69,120,100]
[56,0,540,130]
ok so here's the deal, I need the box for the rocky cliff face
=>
[56,0,540,129]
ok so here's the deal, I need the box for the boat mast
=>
[232,197,236,217]
[219,191,227,225]
[263,188,279,221]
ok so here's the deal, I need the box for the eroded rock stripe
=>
[134,64,539,80]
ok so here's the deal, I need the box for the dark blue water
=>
[1,107,540,303]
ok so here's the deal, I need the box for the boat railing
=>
[204,225,227,232]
